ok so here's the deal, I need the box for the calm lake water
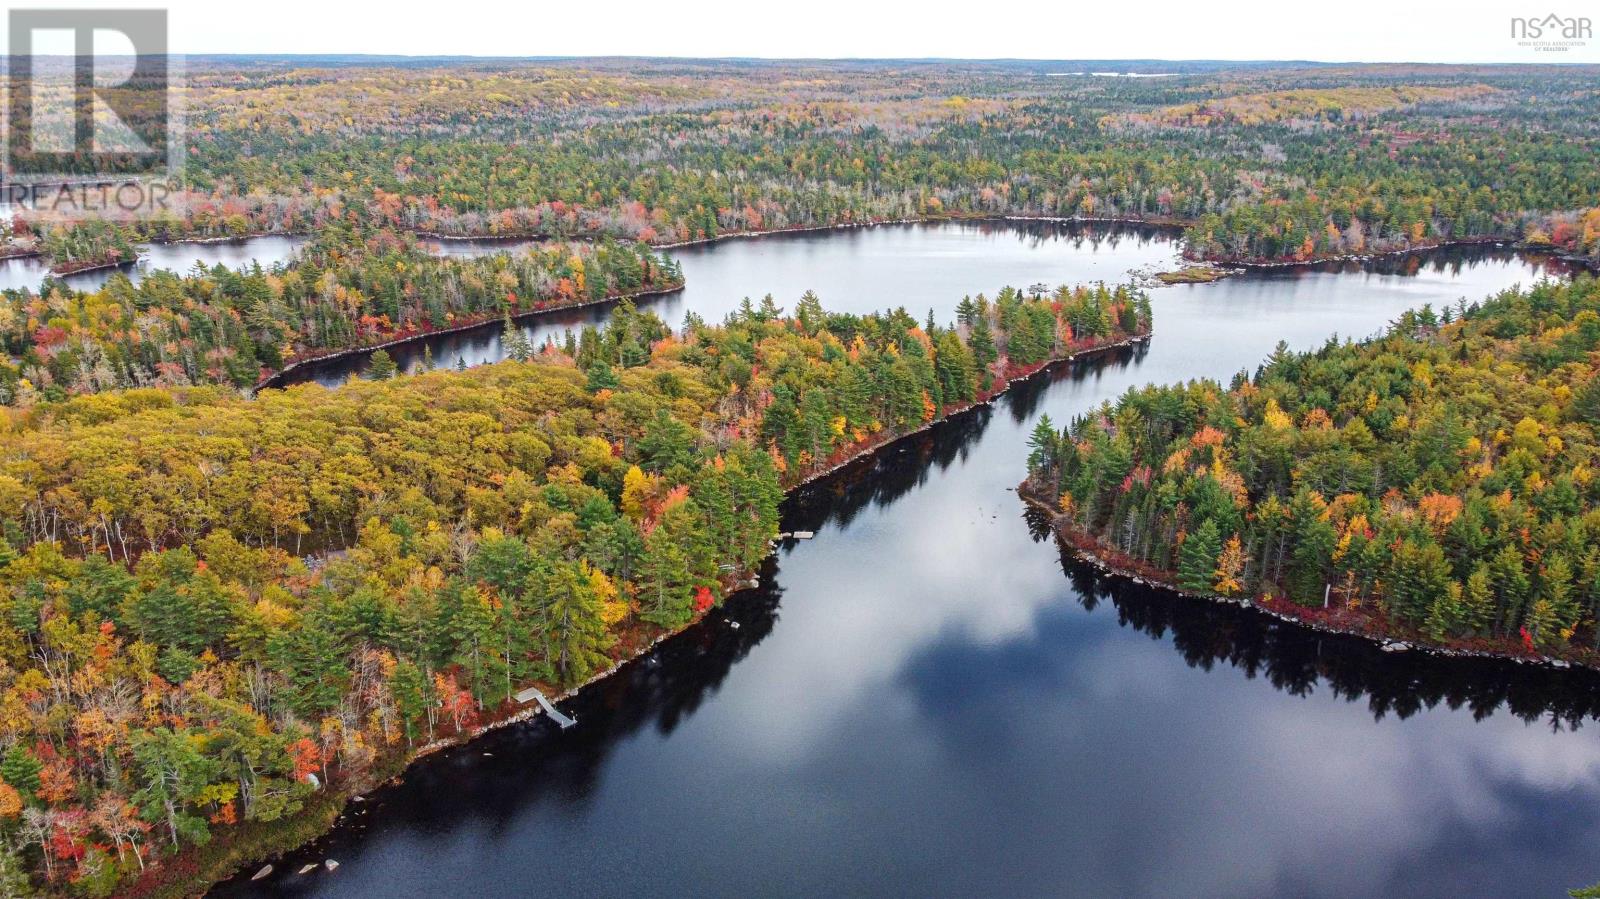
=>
[214,224,1598,899]
[276,221,1181,386]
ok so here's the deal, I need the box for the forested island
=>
[0,280,1146,895]
[1024,274,1600,664]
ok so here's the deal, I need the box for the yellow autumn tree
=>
[0,779,21,820]
[586,563,628,627]
[1213,535,1245,596]
[1262,399,1294,432]
[620,465,651,521]
[570,255,586,295]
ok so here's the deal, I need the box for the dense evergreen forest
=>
[0,228,678,400]
[0,281,1145,894]
[1026,274,1600,660]
[7,60,1600,272]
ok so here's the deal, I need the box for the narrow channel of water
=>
[213,225,1595,899]
[0,235,308,293]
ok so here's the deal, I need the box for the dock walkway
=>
[515,686,576,728]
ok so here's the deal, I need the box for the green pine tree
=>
[366,349,399,380]
[585,360,620,393]
[969,314,998,389]
[1177,519,1222,593]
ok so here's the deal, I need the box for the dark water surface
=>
[217,225,1599,899]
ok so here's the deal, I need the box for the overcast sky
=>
[4,0,1598,63]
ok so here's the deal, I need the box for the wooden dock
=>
[515,686,576,729]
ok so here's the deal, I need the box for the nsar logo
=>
[1510,13,1592,52]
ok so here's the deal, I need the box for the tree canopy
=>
[1029,274,1600,659]
[0,278,1145,893]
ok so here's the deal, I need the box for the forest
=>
[0,228,678,400]
[1,53,1596,896]
[0,280,1146,895]
[1025,274,1600,660]
[4,60,1598,408]
[7,60,1599,277]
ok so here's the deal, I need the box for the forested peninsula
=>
[0,282,1147,895]
[0,227,679,401]
[1024,274,1600,665]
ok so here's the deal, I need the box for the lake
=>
[274,221,1181,386]
[212,222,1599,898]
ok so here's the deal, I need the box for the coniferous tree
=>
[366,349,399,380]
[969,314,998,389]
[1178,519,1222,593]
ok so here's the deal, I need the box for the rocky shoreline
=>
[1198,235,1592,273]
[48,255,137,277]
[1017,485,1593,674]
[252,281,687,391]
